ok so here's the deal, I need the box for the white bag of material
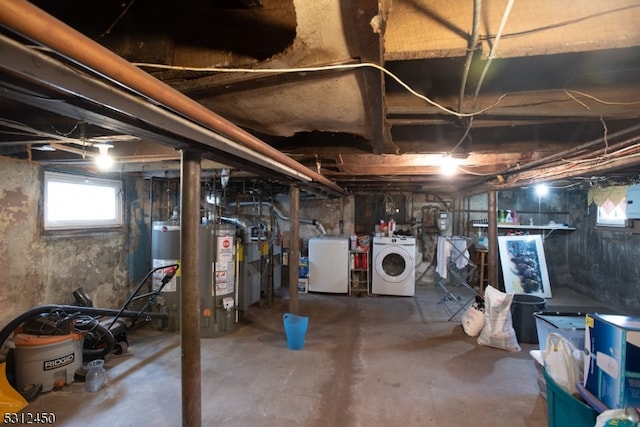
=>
[477,286,521,352]
[595,409,640,427]
[543,332,583,395]
[461,302,485,337]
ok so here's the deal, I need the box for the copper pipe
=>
[0,0,344,195]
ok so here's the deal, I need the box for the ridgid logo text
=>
[43,353,75,371]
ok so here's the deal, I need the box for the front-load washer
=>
[371,236,416,296]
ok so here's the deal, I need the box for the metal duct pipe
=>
[219,215,258,242]
[220,216,251,231]
[230,201,326,235]
[0,0,344,195]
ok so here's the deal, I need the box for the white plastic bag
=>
[543,332,583,395]
[461,303,485,337]
[477,286,521,352]
[595,408,639,427]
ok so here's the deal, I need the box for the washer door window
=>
[375,246,413,283]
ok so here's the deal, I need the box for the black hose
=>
[0,304,166,355]
[81,322,116,361]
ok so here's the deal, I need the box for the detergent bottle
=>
[388,219,396,237]
[350,232,358,250]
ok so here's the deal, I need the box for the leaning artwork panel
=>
[497,235,551,298]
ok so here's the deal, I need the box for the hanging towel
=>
[436,236,449,278]
[435,236,470,279]
[451,237,470,269]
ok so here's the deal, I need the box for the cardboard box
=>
[584,314,640,409]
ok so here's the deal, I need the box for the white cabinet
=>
[308,237,349,293]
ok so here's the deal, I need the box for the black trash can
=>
[510,294,546,344]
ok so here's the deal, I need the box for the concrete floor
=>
[17,275,621,427]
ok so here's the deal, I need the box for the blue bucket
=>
[283,313,309,350]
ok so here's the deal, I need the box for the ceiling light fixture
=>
[440,154,458,176]
[535,183,548,197]
[94,143,114,170]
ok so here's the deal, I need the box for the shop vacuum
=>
[0,264,178,402]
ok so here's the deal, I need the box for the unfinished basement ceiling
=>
[0,0,639,196]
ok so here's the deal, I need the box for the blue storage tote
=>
[543,368,597,427]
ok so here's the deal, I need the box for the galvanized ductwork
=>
[222,201,326,238]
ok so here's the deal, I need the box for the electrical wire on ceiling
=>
[31,48,637,124]
[481,115,640,187]
[445,0,482,162]
[25,40,638,116]
[493,123,640,180]
[457,0,482,115]
[10,0,639,192]
[456,166,499,177]
[561,67,640,112]
[101,0,137,37]
[489,85,640,111]
[449,0,515,157]
[564,89,640,110]
[50,121,80,138]
[473,0,515,106]
[600,116,609,155]
[130,61,507,119]
[501,138,640,186]
[486,3,640,41]
[96,64,638,137]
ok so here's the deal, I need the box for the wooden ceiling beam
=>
[386,85,640,119]
[385,0,640,61]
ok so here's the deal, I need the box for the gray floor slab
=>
[13,278,615,427]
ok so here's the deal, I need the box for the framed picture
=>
[497,235,552,298]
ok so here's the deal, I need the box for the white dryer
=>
[371,236,416,296]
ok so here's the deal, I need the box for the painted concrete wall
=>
[0,157,142,329]
[273,193,354,254]
[566,190,640,315]
[501,187,640,315]
[466,188,640,315]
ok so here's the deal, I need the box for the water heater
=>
[151,220,181,331]
[200,223,236,338]
[152,221,237,336]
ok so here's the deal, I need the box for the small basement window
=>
[589,186,627,227]
[44,171,123,231]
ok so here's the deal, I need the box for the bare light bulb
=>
[535,183,548,197]
[94,143,114,170]
[440,155,457,176]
